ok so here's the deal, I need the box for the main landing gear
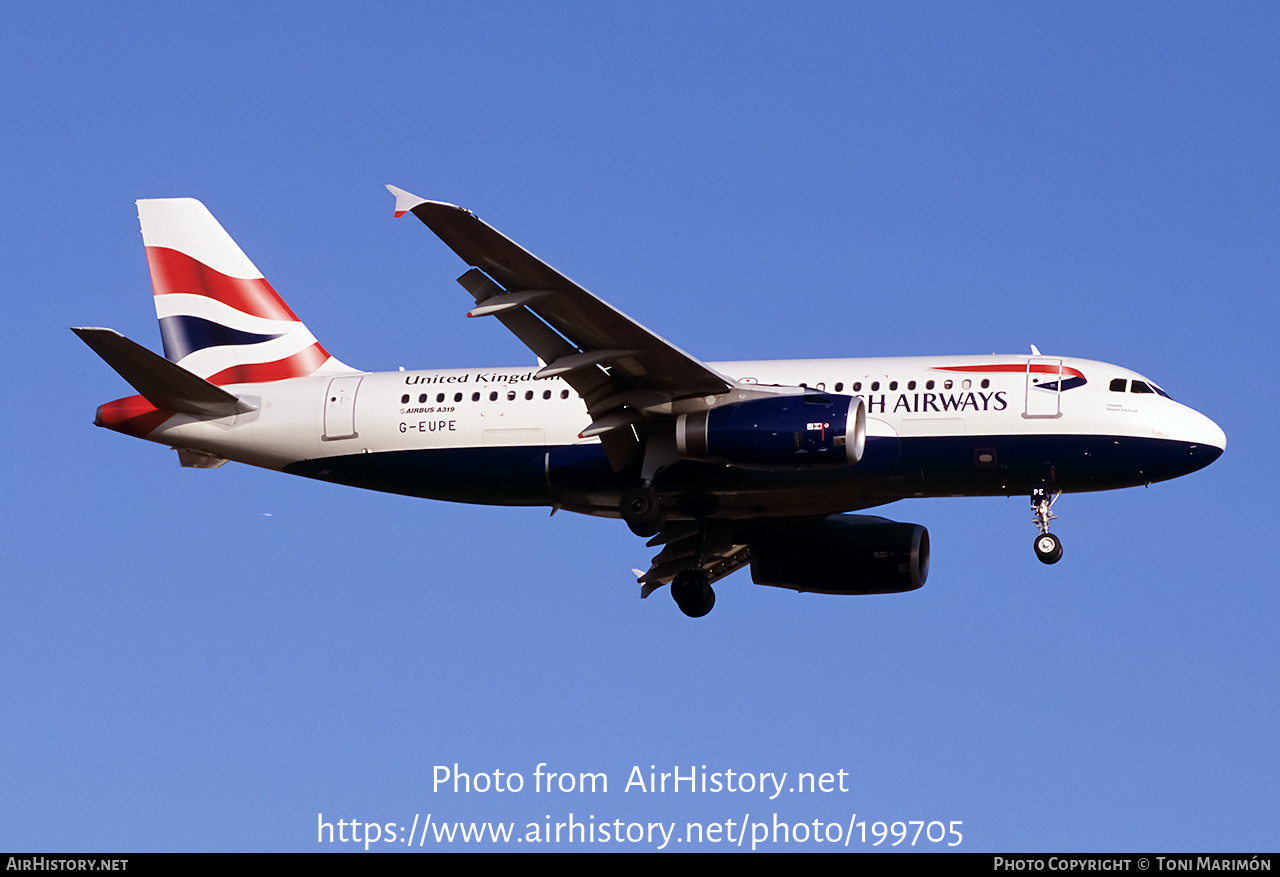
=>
[671,569,716,618]
[620,485,665,537]
[1031,487,1063,564]
[622,477,717,616]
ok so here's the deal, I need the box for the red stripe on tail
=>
[203,342,331,385]
[145,246,304,323]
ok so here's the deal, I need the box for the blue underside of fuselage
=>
[282,434,1222,513]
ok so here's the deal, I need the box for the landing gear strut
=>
[671,569,716,618]
[1031,487,1063,564]
[620,486,665,537]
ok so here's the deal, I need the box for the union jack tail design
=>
[138,198,355,385]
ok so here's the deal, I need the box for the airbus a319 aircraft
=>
[75,187,1225,616]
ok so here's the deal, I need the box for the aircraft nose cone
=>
[1203,418,1227,454]
[1190,408,1226,453]
[1179,408,1225,473]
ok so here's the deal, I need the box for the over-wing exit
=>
[74,189,1225,616]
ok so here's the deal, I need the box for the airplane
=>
[74,187,1226,617]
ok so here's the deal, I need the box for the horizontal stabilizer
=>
[72,327,257,418]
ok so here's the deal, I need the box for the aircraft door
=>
[1024,357,1062,418]
[323,376,363,440]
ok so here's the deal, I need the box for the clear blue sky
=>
[2,2,1276,852]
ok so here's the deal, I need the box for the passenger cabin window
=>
[870,381,880,391]
[852,382,862,392]
[834,382,843,392]
[907,380,916,390]
[889,381,898,391]
[926,380,935,390]
[400,394,409,404]
[1110,378,1127,392]
[454,392,463,402]
[981,379,990,389]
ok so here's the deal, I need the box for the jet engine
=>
[676,393,866,468]
[746,514,929,594]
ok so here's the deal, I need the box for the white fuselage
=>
[129,352,1224,520]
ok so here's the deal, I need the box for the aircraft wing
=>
[389,186,734,467]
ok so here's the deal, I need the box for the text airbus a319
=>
[74,187,1225,616]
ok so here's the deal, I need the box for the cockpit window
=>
[1120,376,1173,399]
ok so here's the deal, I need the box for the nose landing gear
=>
[1031,487,1063,564]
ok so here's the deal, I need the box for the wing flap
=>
[635,520,752,595]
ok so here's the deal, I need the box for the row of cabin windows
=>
[1109,378,1171,398]
[403,377,1010,406]
[408,377,1170,404]
[401,389,574,404]
[798,378,991,392]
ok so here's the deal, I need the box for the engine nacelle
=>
[747,514,929,595]
[676,394,866,468]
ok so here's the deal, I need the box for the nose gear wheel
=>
[1030,488,1063,564]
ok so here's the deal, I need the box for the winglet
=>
[386,185,428,218]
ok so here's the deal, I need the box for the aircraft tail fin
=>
[137,198,356,385]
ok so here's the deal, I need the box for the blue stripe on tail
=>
[159,315,283,363]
